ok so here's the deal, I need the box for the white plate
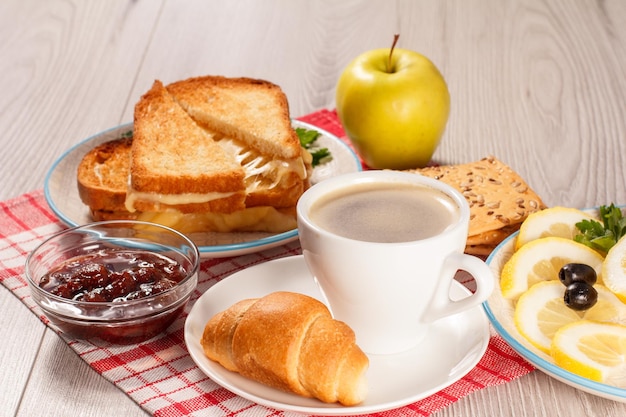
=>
[44,120,361,257]
[484,206,626,403]
[184,255,490,415]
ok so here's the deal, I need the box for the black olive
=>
[558,263,597,286]
[564,281,598,311]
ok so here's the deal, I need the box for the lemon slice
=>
[501,236,604,300]
[515,207,594,250]
[602,235,626,303]
[551,320,626,386]
[514,281,626,354]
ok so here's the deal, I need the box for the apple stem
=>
[387,34,400,73]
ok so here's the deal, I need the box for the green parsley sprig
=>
[574,203,626,254]
[296,127,331,167]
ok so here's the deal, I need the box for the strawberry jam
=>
[39,249,187,302]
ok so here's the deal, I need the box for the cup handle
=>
[422,252,495,323]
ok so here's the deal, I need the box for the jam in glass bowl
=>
[25,220,200,344]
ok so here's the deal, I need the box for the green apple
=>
[336,41,450,169]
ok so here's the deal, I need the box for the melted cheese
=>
[136,206,296,233]
[216,137,307,192]
[125,189,237,212]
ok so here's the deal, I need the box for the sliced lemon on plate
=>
[602,235,626,303]
[515,206,594,250]
[501,236,604,300]
[551,320,626,387]
[514,281,626,354]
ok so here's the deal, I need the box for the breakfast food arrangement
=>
[66,71,626,406]
[14,31,621,414]
[4,4,625,416]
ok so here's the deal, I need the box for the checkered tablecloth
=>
[0,109,534,417]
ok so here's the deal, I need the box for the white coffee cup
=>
[296,170,494,355]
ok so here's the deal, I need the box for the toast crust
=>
[166,76,301,159]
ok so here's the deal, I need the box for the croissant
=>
[201,291,369,406]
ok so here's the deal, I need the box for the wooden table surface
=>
[2,1,626,416]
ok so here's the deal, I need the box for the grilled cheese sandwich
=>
[77,75,312,234]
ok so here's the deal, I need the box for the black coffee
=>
[309,182,460,243]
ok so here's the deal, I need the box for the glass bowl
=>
[25,220,200,344]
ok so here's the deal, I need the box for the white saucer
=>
[184,255,490,415]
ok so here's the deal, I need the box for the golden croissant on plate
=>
[200,291,369,406]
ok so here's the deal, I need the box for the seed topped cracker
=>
[407,156,546,255]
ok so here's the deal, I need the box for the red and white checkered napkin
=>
[0,110,535,417]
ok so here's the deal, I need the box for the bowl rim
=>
[25,220,200,309]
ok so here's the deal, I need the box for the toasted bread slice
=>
[166,76,309,208]
[77,137,132,214]
[129,80,247,213]
[166,76,301,160]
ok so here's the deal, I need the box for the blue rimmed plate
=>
[483,206,626,402]
[44,120,361,257]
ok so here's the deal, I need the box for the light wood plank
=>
[0,291,45,417]
[2,0,626,416]
[122,0,401,120]
[19,332,148,417]
[410,0,626,208]
[0,0,163,201]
